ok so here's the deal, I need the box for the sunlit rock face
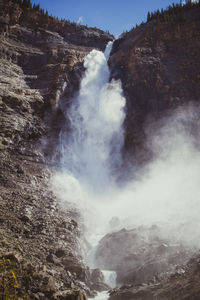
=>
[0,0,113,156]
[0,0,113,298]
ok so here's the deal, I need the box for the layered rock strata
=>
[0,0,113,298]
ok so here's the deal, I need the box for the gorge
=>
[1,0,200,299]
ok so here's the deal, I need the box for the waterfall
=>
[89,291,109,300]
[58,41,126,193]
[53,40,126,239]
[102,270,117,288]
[52,30,200,300]
[53,40,125,299]
[88,269,117,300]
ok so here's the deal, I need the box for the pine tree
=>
[17,0,22,6]
[145,0,200,25]
[147,12,151,22]
[35,4,40,11]
[22,0,28,7]
[27,0,32,9]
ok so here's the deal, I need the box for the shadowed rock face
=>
[0,0,113,298]
[108,254,200,300]
[103,7,200,299]
[109,7,200,163]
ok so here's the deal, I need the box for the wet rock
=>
[109,254,200,300]
[91,269,105,283]
[90,269,111,292]
[90,282,110,293]
[52,289,87,300]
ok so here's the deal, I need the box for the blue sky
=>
[33,0,182,37]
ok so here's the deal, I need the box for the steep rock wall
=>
[0,0,113,298]
[109,7,200,162]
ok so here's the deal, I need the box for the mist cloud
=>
[77,16,84,24]
[52,43,200,255]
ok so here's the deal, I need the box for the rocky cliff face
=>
[105,5,200,299]
[109,6,200,162]
[0,0,113,153]
[0,0,113,298]
[1,0,200,299]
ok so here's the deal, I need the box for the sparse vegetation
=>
[8,0,110,32]
[0,256,43,299]
[0,258,22,299]
[8,0,50,18]
[147,0,200,24]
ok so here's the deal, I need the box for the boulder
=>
[90,269,111,292]
[52,289,87,300]
[95,226,191,285]
[109,254,200,300]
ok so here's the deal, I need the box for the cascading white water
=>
[58,41,126,193]
[90,291,109,300]
[53,41,126,242]
[88,270,116,300]
[102,270,117,288]
[53,39,200,246]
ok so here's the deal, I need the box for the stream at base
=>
[89,291,109,300]
[88,270,117,299]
